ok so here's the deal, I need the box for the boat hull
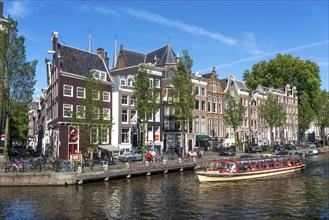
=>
[196,165,305,183]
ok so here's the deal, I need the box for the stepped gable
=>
[123,49,145,66]
[145,45,177,65]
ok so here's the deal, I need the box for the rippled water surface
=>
[0,153,328,219]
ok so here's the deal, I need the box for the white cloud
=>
[125,8,237,46]
[198,40,329,72]
[7,1,27,17]
[242,32,265,55]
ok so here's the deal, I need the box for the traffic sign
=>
[1,134,4,141]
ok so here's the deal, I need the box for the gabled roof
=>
[122,49,145,66]
[218,79,228,91]
[145,45,177,65]
[59,44,111,81]
[110,65,139,77]
[119,44,177,67]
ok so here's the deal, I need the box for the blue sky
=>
[2,0,328,99]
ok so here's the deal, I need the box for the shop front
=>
[196,135,212,151]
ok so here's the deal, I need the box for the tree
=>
[180,49,193,74]
[133,65,159,161]
[298,92,316,143]
[71,72,112,159]
[1,17,37,160]
[243,54,321,132]
[313,90,329,146]
[170,50,195,158]
[259,93,286,146]
[223,92,244,148]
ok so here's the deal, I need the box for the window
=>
[100,72,106,81]
[92,90,100,100]
[195,100,200,110]
[122,128,129,143]
[201,88,206,96]
[164,106,170,116]
[76,105,85,118]
[219,119,224,137]
[214,119,218,136]
[130,110,137,123]
[130,96,135,105]
[201,117,206,134]
[122,109,128,123]
[93,107,100,119]
[208,119,212,136]
[63,85,73,97]
[195,116,200,133]
[155,108,160,122]
[149,78,153,87]
[91,127,98,144]
[208,97,211,112]
[218,98,222,114]
[101,127,109,143]
[103,91,110,102]
[212,83,217,92]
[63,104,73,118]
[195,87,199,95]
[188,120,193,133]
[120,78,126,86]
[122,95,128,105]
[103,108,111,120]
[155,79,160,88]
[213,98,216,112]
[201,101,206,110]
[77,87,85,98]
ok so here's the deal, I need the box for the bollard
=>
[145,161,149,166]
[180,168,184,172]
[164,169,168,174]
[104,176,109,181]
[146,172,151,176]
[163,159,167,165]
[179,158,182,163]
[77,166,83,174]
[125,162,130,169]
[103,165,109,171]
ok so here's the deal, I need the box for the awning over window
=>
[196,135,212,142]
[98,145,122,152]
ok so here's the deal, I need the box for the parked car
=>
[284,144,296,150]
[276,151,291,156]
[273,144,285,151]
[307,142,316,148]
[260,145,269,151]
[245,143,262,153]
[219,146,236,156]
[118,150,143,162]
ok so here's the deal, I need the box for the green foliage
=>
[314,90,329,141]
[259,93,286,146]
[298,92,315,133]
[223,92,244,146]
[170,51,195,157]
[72,72,113,153]
[243,53,321,112]
[1,17,37,159]
[133,65,159,154]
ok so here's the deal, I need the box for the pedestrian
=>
[146,151,152,162]
[83,152,89,168]
[151,149,156,162]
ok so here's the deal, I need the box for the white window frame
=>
[149,78,153,88]
[122,109,128,123]
[92,90,100,100]
[103,108,111,120]
[93,107,100,119]
[122,95,128,105]
[63,85,73,97]
[155,79,160,88]
[120,78,126,86]
[101,127,109,144]
[63,104,73,118]
[121,128,130,143]
[201,87,206,96]
[76,105,86,119]
[91,127,98,144]
[77,87,85,99]
[103,91,111,102]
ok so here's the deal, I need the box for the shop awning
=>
[196,135,212,142]
[98,145,122,152]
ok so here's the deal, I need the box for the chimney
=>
[0,2,3,18]
[97,48,104,58]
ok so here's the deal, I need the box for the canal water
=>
[0,153,328,220]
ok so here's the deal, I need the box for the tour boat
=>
[195,156,306,183]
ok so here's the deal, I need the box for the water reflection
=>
[0,153,328,219]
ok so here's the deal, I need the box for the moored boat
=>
[195,156,306,183]
[306,149,319,156]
